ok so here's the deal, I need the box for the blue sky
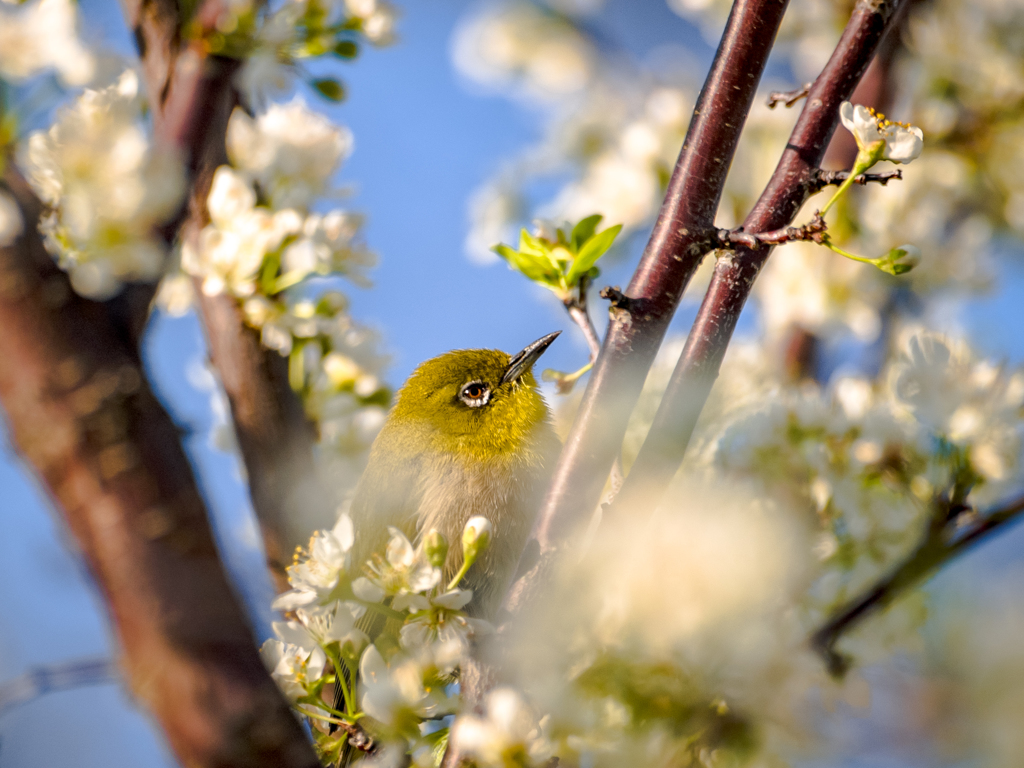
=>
[2,1,1024,766]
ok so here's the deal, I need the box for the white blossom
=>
[0,191,23,246]
[22,70,184,298]
[0,0,95,86]
[839,101,924,164]
[226,100,353,210]
[365,527,442,597]
[450,688,552,768]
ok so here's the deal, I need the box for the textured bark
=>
[0,168,320,768]
[192,287,328,582]
[123,0,331,579]
[612,0,906,513]
[505,0,791,613]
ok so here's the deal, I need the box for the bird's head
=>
[391,332,560,459]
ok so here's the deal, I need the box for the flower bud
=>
[424,529,449,569]
[462,516,493,566]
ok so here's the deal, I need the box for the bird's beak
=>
[502,331,561,385]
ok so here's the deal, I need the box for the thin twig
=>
[715,212,827,250]
[811,492,1024,676]
[0,658,116,713]
[564,275,602,363]
[767,83,812,108]
[611,0,907,516]
[809,167,902,192]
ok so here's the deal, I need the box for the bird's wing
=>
[347,421,426,575]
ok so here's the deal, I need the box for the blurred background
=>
[4,0,1024,765]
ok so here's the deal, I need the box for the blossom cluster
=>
[21,71,186,298]
[263,514,494,765]
[219,0,398,106]
[176,96,390,512]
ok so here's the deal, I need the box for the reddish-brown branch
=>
[192,287,329,581]
[612,0,906,514]
[123,0,331,579]
[522,0,789,559]
[0,168,320,767]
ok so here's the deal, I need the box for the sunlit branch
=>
[562,276,623,494]
[122,0,333,582]
[811,491,1024,677]
[505,0,791,610]
[612,0,906,516]
[0,167,321,768]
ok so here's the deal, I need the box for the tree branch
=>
[0,167,320,767]
[123,0,332,581]
[611,0,905,515]
[810,491,1024,677]
[505,0,791,605]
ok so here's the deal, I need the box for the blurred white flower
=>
[0,190,23,246]
[450,687,552,768]
[451,2,595,100]
[397,589,490,672]
[0,0,95,86]
[260,621,328,702]
[227,100,353,210]
[359,646,446,726]
[22,70,184,298]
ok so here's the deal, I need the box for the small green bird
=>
[349,332,562,618]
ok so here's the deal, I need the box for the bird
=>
[348,331,562,619]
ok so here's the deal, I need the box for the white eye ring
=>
[459,381,491,408]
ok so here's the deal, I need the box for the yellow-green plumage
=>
[349,335,562,618]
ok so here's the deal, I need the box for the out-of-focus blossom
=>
[397,588,490,672]
[0,0,95,86]
[451,687,552,768]
[22,70,185,298]
[452,2,596,101]
[260,621,328,702]
[0,191,23,246]
[890,332,1024,502]
[227,100,353,210]
[359,646,449,727]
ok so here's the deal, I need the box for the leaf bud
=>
[874,244,921,275]
[424,529,449,569]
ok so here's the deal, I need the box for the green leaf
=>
[492,243,560,286]
[518,229,564,280]
[311,77,346,102]
[570,214,603,252]
[566,223,621,286]
[332,39,359,58]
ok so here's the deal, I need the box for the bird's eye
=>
[459,381,490,407]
